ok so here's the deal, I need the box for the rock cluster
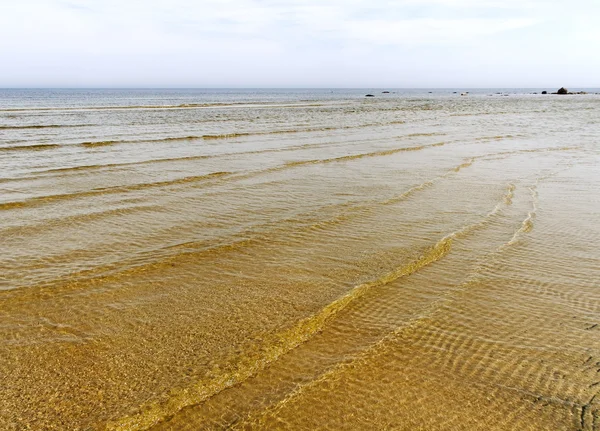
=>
[552,87,588,95]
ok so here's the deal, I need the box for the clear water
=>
[1,89,599,430]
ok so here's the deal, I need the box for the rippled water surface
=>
[1,88,599,430]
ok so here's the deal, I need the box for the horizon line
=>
[1,86,599,90]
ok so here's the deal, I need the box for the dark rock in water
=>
[382,91,390,94]
[428,91,433,93]
[551,87,586,95]
[542,91,547,94]
[453,92,457,94]
[365,94,375,97]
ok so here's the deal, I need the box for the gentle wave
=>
[2,143,563,211]
[505,185,538,247]
[199,122,409,140]
[282,142,447,168]
[0,144,61,152]
[477,146,581,162]
[232,184,520,429]
[0,164,133,182]
[0,141,447,204]
[79,140,122,148]
[0,204,163,239]
[108,160,493,430]
[0,101,326,113]
[105,235,456,431]
[106,181,518,431]
[1,157,475,293]
[0,135,448,183]
[453,158,475,172]
[0,172,231,211]
[0,124,88,130]
[1,124,444,154]
[0,140,368,182]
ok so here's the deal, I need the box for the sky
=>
[1,0,599,88]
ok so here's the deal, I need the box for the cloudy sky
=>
[1,0,598,87]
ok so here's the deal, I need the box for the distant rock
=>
[542,91,547,94]
[551,87,588,95]
[382,91,390,94]
[365,94,375,97]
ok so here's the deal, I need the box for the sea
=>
[1,88,599,430]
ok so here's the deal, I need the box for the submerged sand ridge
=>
[0,89,599,430]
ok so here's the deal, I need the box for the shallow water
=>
[1,89,599,430]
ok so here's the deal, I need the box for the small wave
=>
[407,132,446,138]
[227,186,520,428]
[79,136,207,147]
[0,124,86,130]
[504,184,516,205]
[518,187,538,236]
[162,135,203,141]
[1,133,447,183]
[0,172,231,211]
[44,164,117,173]
[450,111,514,117]
[453,158,475,172]
[106,235,454,431]
[200,127,337,140]
[200,122,427,141]
[0,144,60,152]
[79,140,122,148]
[505,185,538,247]
[0,104,229,112]
[202,133,251,140]
[106,183,518,430]
[3,121,436,153]
[0,204,162,238]
[283,142,448,168]
[475,134,516,141]
[0,101,323,113]
[477,146,581,163]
